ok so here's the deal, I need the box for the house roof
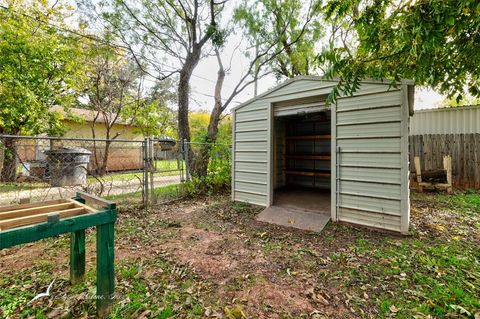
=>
[52,106,135,126]
[233,76,415,114]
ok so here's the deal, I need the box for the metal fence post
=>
[143,138,149,207]
[149,137,155,204]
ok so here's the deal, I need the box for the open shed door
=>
[332,87,410,233]
[274,96,327,117]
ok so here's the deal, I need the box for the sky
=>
[188,53,446,112]
[182,0,446,112]
[71,0,446,113]
[189,56,446,112]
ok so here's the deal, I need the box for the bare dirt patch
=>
[1,192,479,318]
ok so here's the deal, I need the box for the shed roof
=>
[233,76,415,115]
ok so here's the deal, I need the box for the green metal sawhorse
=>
[0,191,117,318]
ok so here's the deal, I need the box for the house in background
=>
[18,107,144,173]
[53,106,143,141]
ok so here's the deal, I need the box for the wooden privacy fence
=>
[409,134,480,189]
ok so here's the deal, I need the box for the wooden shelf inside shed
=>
[286,134,331,140]
[284,169,331,177]
[0,199,97,231]
[285,154,331,160]
[282,115,332,188]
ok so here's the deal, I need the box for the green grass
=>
[0,160,183,193]
[87,160,184,184]
[1,191,478,318]
[87,171,143,184]
[339,238,479,318]
[154,159,185,172]
[0,182,48,192]
[104,183,185,203]
[432,191,480,214]
[334,191,480,318]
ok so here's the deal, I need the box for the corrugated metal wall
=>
[334,89,408,232]
[232,99,269,206]
[232,77,410,233]
[410,106,480,134]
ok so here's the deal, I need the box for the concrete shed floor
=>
[274,187,331,213]
[256,187,331,232]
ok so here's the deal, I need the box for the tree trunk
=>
[99,139,112,176]
[177,48,202,175]
[1,137,18,182]
[191,49,225,177]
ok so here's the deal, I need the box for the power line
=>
[0,4,178,77]
[0,4,247,104]
[2,4,242,89]
[190,89,242,104]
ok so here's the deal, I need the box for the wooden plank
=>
[461,134,466,187]
[67,199,97,213]
[0,209,117,249]
[443,155,453,193]
[285,154,331,160]
[0,207,86,231]
[75,191,116,209]
[0,202,76,220]
[0,199,66,213]
[70,230,86,284]
[454,134,461,187]
[285,170,331,177]
[414,157,422,183]
[286,134,331,140]
[96,222,115,318]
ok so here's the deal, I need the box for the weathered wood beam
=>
[0,207,85,231]
[0,202,75,220]
[75,191,116,210]
[0,210,117,249]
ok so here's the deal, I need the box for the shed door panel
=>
[334,89,407,233]
[233,105,269,206]
[274,102,326,117]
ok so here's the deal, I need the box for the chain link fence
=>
[0,135,231,207]
[0,135,183,206]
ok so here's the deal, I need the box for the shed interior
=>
[273,109,331,214]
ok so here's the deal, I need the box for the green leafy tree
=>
[320,0,480,101]
[79,0,226,166]
[436,96,480,108]
[80,44,145,175]
[234,0,324,79]
[191,1,322,178]
[132,101,177,138]
[0,0,86,181]
[131,78,177,138]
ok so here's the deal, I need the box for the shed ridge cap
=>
[232,76,414,112]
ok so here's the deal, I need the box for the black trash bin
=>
[45,147,91,186]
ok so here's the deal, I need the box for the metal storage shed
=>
[231,76,414,234]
